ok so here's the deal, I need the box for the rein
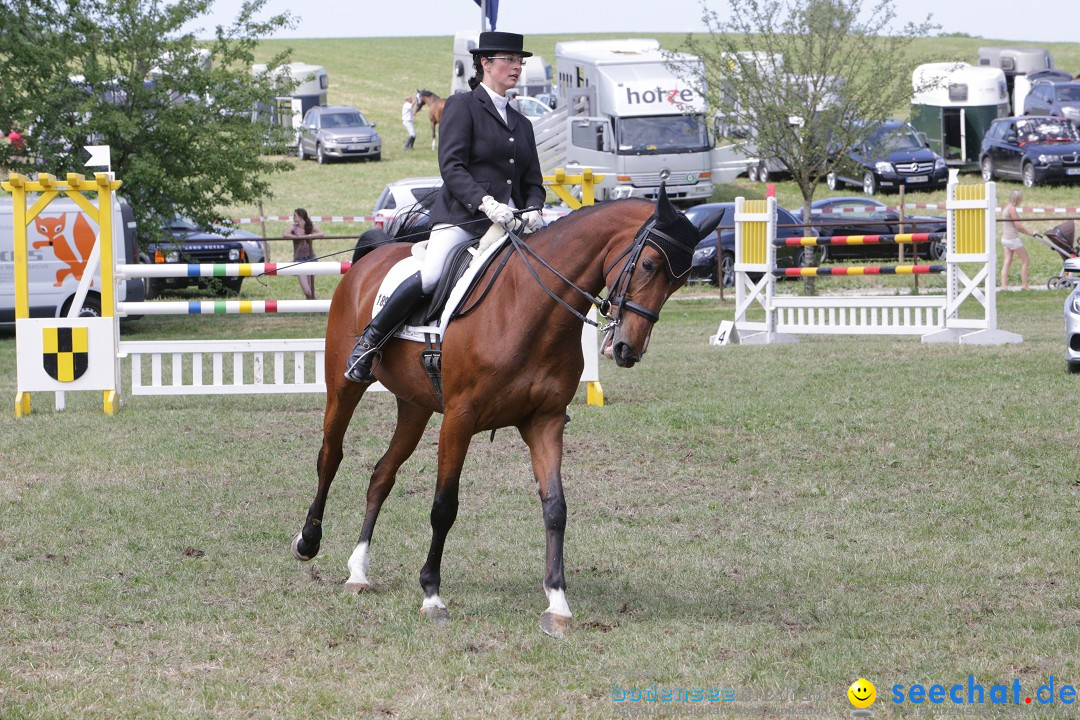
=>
[488,215,672,331]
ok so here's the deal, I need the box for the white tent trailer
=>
[534,38,743,204]
[251,62,329,145]
[911,63,1010,167]
[450,31,552,97]
[977,46,1053,110]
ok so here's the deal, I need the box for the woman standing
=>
[345,31,547,383]
[284,208,324,300]
[1000,189,1033,291]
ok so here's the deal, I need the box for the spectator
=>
[1000,189,1034,291]
[284,208,324,300]
[402,96,416,150]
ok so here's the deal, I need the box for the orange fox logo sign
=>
[31,213,97,286]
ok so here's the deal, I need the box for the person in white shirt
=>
[402,96,416,150]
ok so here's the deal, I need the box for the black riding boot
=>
[403,135,415,150]
[344,271,426,383]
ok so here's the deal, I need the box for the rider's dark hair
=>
[469,55,487,91]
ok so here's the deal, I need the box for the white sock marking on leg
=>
[544,587,572,618]
[346,542,370,585]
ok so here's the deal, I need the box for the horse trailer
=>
[977,46,1054,112]
[911,63,1010,168]
[251,62,329,146]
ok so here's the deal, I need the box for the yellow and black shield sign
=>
[42,326,89,382]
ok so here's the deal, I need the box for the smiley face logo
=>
[848,678,876,709]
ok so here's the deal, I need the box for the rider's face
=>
[482,55,522,96]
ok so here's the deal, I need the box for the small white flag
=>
[84,145,111,168]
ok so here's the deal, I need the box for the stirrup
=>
[344,340,380,383]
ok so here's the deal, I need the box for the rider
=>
[345,31,547,383]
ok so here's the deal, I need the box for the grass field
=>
[1,290,1078,719]
[3,28,1080,720]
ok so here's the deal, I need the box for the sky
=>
[182,0,1080,44]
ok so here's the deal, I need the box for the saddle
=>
[372,227,512,341]
[369,228,513,408]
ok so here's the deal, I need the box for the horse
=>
[291,186,721,637]
[415,89,446,150]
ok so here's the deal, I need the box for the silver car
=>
[1065,258,1080,373]
[297,105,381,164]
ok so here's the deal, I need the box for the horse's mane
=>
[542,198,650,232]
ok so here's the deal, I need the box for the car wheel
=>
[1022,162,1036,187]
[980,156,994,182]
[216,277,243,295]
[371,152,381,162]
[862,171,878,196]
[930,238,947,261]
[826,172,838,191]
[1069,359,1080,374]
[63,293,101,318]
[719,251,735,287]
[145,278,164,300]
[747,163,759,182]
[297,142,307,161]
[758,162,770,183]
[317,144,327,165]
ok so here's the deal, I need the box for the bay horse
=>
[291,187,721,637]
[415,89,446,150]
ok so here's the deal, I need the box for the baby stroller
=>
[1033,219,1079,289]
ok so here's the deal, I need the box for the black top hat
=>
[470,31,533,58]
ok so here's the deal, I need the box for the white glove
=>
[521,209,544,234]
[480,195,514,226]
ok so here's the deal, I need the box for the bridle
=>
[601,217,694,326]
[492,214,693,332]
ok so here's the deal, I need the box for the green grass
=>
[1,290,1078,718]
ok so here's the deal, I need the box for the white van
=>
[1,194,143,323]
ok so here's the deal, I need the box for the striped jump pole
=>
[117,299,331,316]
[116,261,352,280]
[774,264,946,277]
[776,233,945,247]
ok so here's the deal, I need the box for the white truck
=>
[532,39,744,204]
[1,195,143,323]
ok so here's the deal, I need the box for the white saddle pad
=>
[372,232,511,342]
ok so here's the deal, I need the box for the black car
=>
[684,202,814,286]
[980,115,1080,187]
[141,217,266,298]
[792,197,948,262]
[827,120,948,195]
[1022,80,1080,123]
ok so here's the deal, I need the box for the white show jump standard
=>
[716,180,1022,346]
[110,260,601,400]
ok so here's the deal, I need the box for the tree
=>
[681,0,936,288]
[0,0,296,243]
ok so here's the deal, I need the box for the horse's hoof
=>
[343,580,370,594]
[540,611,572,639]
[290,532,316,562]
[420,606,450,625]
